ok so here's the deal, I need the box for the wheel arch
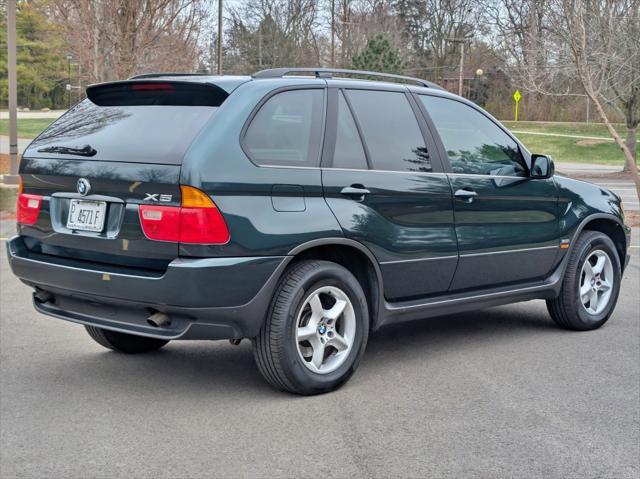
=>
[288,238,384,330]
[570,214,627,269]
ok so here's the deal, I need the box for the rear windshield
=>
[27,85,222,165]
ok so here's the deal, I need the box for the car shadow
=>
[46,303,559,397]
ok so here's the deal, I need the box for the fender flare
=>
[561,212,628,275]
[288,237,386,328]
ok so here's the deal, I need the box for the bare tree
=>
[492,0,639,197]
[49,0,208,83]
[225,0,322,73]
[395,0,482,81]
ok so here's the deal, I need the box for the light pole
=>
[447,35,473,97]
[447,18,473,97]
[474,68,484,104]
[330,0,336,67]
[217,0,223,74]
[66,54,73,110]
[4,0,19,184]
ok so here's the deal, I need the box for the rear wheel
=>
[85,326,169,354]
[547,231,621,331]
[253,260,369,395]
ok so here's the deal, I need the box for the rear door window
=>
[332,91,368,170]
[345,89,432,173]
[243,89,324,167]
[420,95,527,176]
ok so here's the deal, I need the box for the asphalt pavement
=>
[0,234,638,478]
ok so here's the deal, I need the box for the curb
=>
[0,184,18,213]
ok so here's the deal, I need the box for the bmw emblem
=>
[77,178,91,196]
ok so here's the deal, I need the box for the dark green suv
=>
[7,68,631,394]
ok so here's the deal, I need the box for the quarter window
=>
[244,89,324,167]
[420,95,526,176]
[346,90,432,172]
[332,91,368,170]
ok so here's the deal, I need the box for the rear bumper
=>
[7,236,289,340]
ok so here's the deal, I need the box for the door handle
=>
[454,188,478,203]
[341,185,371,198]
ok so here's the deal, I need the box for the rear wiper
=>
[37,144,97,157]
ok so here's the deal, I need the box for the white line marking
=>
[511,130,615,141]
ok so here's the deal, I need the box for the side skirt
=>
[377,259,566,328]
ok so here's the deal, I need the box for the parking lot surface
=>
[1,240,638,478]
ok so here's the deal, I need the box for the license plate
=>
[67,199,107,232]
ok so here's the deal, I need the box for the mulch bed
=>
[0,153,21,175]
[624,211,640,228]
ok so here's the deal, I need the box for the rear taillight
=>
[139,186,229,244]
[17,193,43,225]
[139,205,181,242]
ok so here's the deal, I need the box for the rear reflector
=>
[17,193,43,225]
[139,186,229,244]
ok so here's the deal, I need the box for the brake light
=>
[17,193,43,225]
[138,186,229,244]
[139,205,181,242]
[130,82,175,91]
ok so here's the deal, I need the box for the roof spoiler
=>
[86,80,228,107]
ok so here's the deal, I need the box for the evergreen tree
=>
[0,1,67,109]
[351,34,404,74]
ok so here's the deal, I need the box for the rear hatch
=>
[18,80,228,273]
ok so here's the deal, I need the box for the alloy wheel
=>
[579,249,614,315]
[295,286,356,374]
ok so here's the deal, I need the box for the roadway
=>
[1,230,638,478]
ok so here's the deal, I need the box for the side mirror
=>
[530,154,554,179]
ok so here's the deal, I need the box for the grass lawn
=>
[0,118,54,138]
[502,121,627,165]
[511,133,623,164]
[502,120,627,138]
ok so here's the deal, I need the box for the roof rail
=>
[252,67,442,89]
[128,72,213,80]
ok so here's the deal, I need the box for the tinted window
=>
[332,91,368,169]
[244,89,324,167]
[346,90,431,172]
[420,95,526,176]
[27,99,216,165]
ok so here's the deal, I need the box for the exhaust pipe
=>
[147,312,171,328]
[34,288,54,304]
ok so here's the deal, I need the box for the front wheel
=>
[85,326,169,353]
[253,260,369,395]
[547,231,621,331]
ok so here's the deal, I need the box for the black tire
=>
[85,326,169,354]
[547,231,621,331]
[253,260,370,395]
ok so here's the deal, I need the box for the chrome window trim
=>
[460,245,558,258]
[379,255,458,265]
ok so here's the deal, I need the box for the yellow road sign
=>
[513,89,522,121]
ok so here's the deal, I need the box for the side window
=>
[346,90,432,172]
[244,89,324,167]
[332,91,368,170]
[420,95,526,177]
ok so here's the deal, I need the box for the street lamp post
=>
[66,54,73,110]
[217,0,223,74]
[4,0,19,184]
[473,68,484,104]
[447,35,473,97]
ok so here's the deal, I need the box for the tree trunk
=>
[589,94,640,200]
[623,125,637,172]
